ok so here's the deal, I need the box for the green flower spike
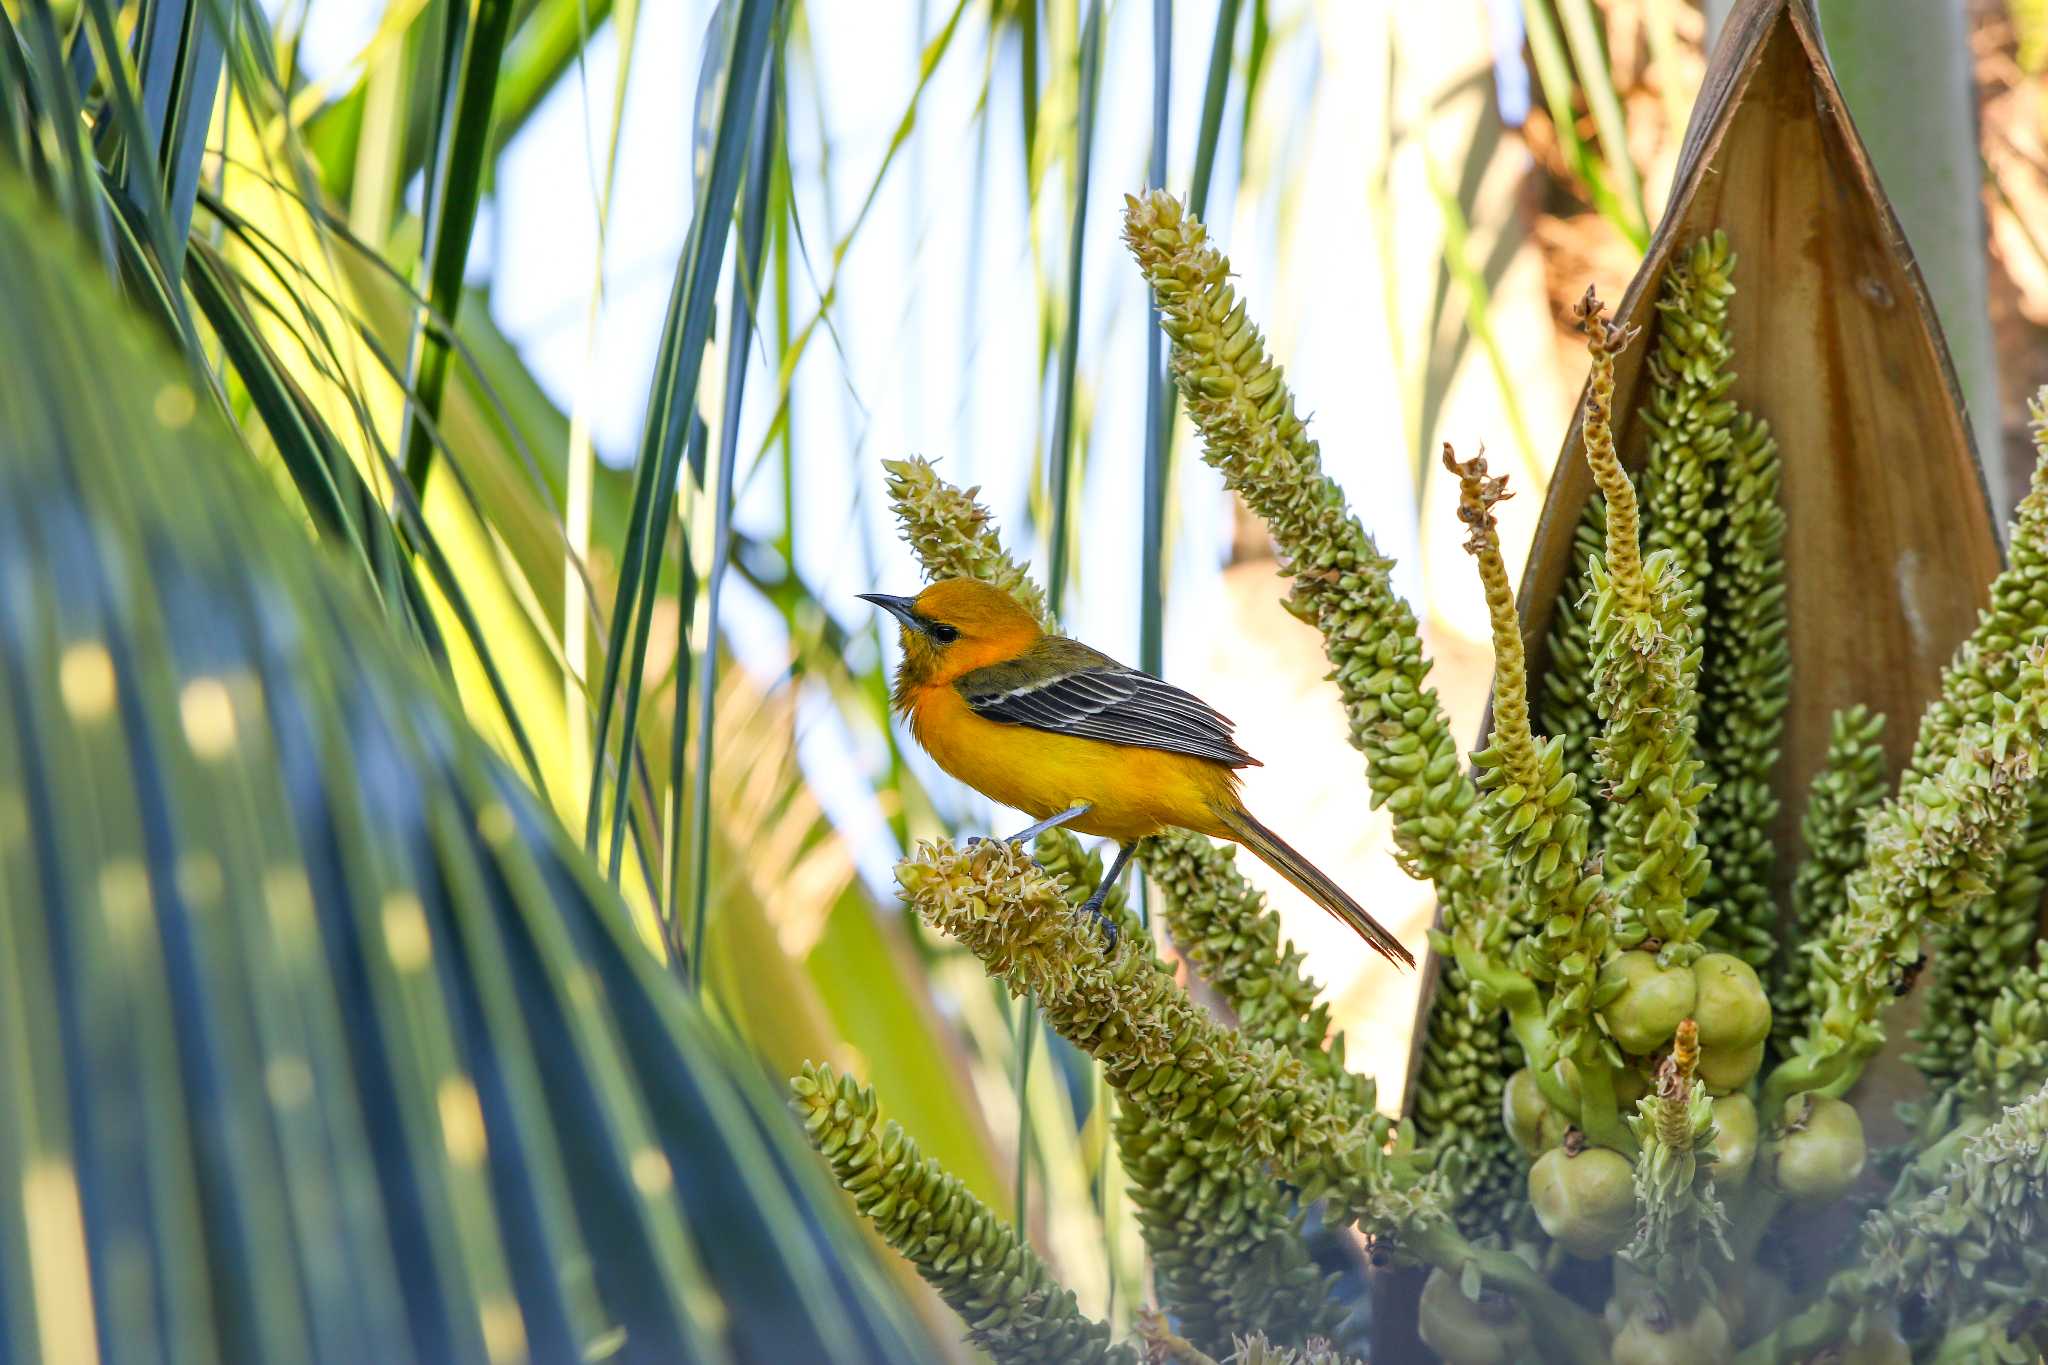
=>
[1540,495,1611,846]
[1035,833,1340,1352]
[1448,445,1611,1079]
[1770,684,2048,1111]
[882,456,1052,628]
[1696,406,1790,969]
[791,1063,1137,1364]
[1639,231,1740,669]
[1123,189,1523,1229]
[1963,951,2048,1111]
[900,839,1611,1358]
[896,838,1414,1231]
[1121,189,1486,905]
[1908,409,2048,1093]
[1139,831,1369,1102]
[1574,287,1711,964]
[1773,705,1888,1056]
[1764,1076,2048,1354]
[1620,1020,1730,1311]
[1911,784,2048,1092]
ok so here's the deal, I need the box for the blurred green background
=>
[7,0,2048,1352]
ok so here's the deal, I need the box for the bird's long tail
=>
[1214,805,1415,969]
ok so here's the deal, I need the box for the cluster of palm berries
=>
[1505,948,1868,1254]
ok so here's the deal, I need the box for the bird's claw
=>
[1080,899,1119,953]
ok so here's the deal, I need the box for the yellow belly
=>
[908,686,1239,843]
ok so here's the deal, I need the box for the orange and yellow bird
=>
[861,578,1413,967]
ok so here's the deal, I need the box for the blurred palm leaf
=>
[0,166,937,1363]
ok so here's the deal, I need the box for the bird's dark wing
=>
[955,637,1261,768]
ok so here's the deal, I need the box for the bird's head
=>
[859,578,1044,693]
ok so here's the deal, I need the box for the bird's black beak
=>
[858,592,925,635]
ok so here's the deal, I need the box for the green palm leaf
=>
[0,167,934,1365]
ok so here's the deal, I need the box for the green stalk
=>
[398,0,515,494]
[683,64,779,988]
[585,0,775,881]
[1044,0,1103,610]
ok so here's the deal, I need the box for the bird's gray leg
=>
[1077,841,1136,952]
[970,803,1093,847]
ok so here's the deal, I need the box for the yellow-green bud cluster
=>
[1222,1332,1364,1365]
[1540,496,1611,848]
[1037,832,1340,1350]
[1575,293,1711,962]
[790,1063,1136,1363]
[1140,1323,1365,1365]
[1453,446,1593,900]
[1141,830,1365,1102]
[1847,1077,2048,1340]
[881,456,1053,627]
[1962,954,2048,1111]
[896,837,1428,1235]
[1620,1037,1730,1306]
[1639,231,1739,668]
[1121,190,1485,904]
[1696,409,1789,969]
[1409,949,1527,1231]
[1905,404,2048,786]
[1448,445,1610,1067]
[1778,696,2045,1103]
[1911,787,2048,1091]
[1774,706,1888,1055]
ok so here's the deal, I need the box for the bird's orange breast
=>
[904,684,1240,844]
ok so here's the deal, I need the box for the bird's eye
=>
[929,623,960,644]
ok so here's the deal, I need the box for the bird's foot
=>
[1076,891,1120,954]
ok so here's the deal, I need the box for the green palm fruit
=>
[1502,1067,1570,1154]
[1417,1266,1533,1365]
[1609,1061,1653,1109]
[1708,1094,1759,1187]
[1767,1094,1867,1200]
[1529,1145,1636,1257]
[1611,1303,1731,1365]
[1690,953,1771,1051]
[1697,1038,1765,1095]
[1599,951,1698,1055]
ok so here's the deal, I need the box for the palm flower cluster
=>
[794,1062,1137,1364]
[794,193,2048,1362]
